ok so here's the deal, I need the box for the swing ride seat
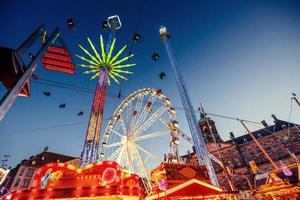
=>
[0,47,30,97]
[42,45,75,74]
[151,52,160,62]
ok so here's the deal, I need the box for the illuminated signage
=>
[41,169,62,188]
[101,167,117,184]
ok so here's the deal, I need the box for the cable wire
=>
[127,0,146,58]
[32,77,265,125]
[1,122,87,135]
[288,98,293,137]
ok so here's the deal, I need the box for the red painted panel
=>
[42,45,75,74]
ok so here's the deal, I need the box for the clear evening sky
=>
[0,0,300,168]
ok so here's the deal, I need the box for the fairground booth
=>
[255,163,300,199]
[0,161,142,200]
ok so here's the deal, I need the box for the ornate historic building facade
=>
[182,114,300,191]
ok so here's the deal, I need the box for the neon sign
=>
[101,167,117,184]
[0,161,142,199]
[41,169,62,188]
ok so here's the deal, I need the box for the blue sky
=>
[0,0,300,168]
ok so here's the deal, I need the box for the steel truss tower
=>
[159,26,219,186]
[80,16,120,166]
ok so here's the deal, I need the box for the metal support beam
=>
[0,28,61,121]
[16,24,45,55]
[159,26,219,186]
[240,120,279,169]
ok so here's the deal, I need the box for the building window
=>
[227,160,234,168]
[21,179,30,188]
[14,178,21,187]
[258,154,267,162]
[25,169,35,177]
[235,159,241,167]
[265,146,271,151]
[282,125,287,129]
[202,126,208,133]
[19,168,25,176]
[278,150,286,158]
[253,156,259,163]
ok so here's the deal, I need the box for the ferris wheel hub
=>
[121,136,128,143]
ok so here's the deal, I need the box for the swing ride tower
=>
[78,16,136,166]
[159,26,219,186]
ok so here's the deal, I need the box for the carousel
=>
[0,161,142,200]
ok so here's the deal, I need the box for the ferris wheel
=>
[99,88,180,194]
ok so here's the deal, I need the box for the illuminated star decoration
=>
[76,35,135,85]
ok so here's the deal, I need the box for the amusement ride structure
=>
[0,25,74,121]
[77,18,224,194]
[1,4,300,198]
[76,16,136,166]
[159,26,219,186]
[100,88,181,194]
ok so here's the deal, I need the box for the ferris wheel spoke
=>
[109,128,124,138]
[132,143,151,177]
[130,94,144,129]
[138,95,158,125]
[132,129,170,142]
[136,105,165,132]
[126,144,134,172]
[133,143,161,162]
[130,107,148,134]
[132,105,167,137]
[127,100,133,122]
[144,154,151,164]
[106,141,123,148]
[136,94,145,115]
[116,142,127,164]
[119,115,128,134]
[156,115,169,126]
[131,95,157,133]
[107,145,123,161]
